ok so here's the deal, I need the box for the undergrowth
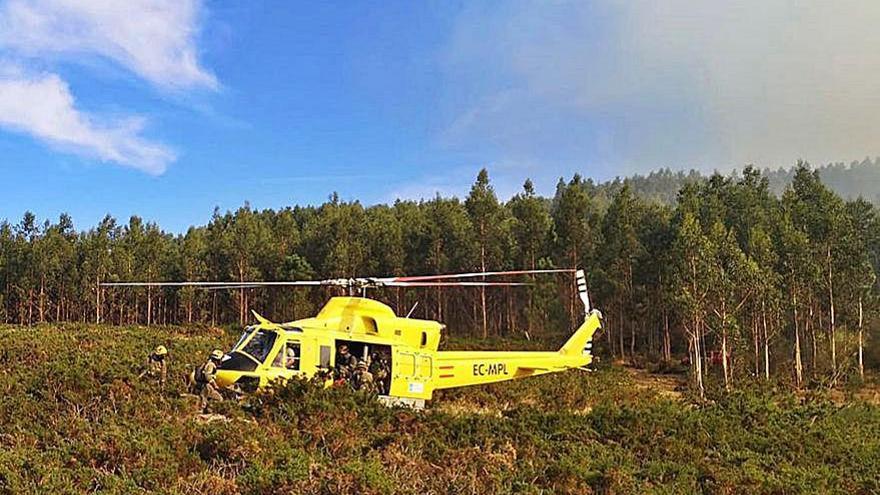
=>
[0,325,877,494]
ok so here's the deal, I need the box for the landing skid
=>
[377,395,425,410]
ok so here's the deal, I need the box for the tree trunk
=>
[238,262,246,326]
[793,291,803,388]
[606,313,615,359]
[762,300,770,381]
[858,295,864,380]
[808,302,817,373]
[693,321,705,400]
[721,300,730,391]
[663,309,671,362]
[39,277,45,323]
[480,225,488,339]
[753,315,760,377]
[95,276,101,324]
[827,250,837,376]
[630,321,636,362]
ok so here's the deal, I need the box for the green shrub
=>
[0,325,878,494]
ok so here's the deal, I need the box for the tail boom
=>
[431,312,602,391]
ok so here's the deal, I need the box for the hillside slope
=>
[598,157,880,205]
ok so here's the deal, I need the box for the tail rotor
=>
[576,269,591,316]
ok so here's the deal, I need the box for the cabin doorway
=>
[334,340,392,394]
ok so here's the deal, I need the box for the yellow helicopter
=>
[104,269,601,408]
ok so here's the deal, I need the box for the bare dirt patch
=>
[622,365,686,400]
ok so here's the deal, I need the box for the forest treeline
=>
[599,156,880,206]
[1,162,878,395]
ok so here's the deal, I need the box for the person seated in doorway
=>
[335,344,358,380]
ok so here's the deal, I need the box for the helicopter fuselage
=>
[214,296,602,406]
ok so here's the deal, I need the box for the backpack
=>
[195,362,210,383]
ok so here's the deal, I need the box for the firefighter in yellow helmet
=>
[195,350,224,413]
[351,359,375,394]
[140,345,168,386]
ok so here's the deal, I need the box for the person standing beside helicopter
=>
[195,350,224,413]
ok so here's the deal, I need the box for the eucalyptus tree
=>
[180,227,208,323]
[706,221,758,389]
[81,215,118,324]
[40,214,77,322]
[141,221,167,325]
[552,175,600,326]
[363,204,406,314]
[465,169,507,338]
[14,212,40,325]
[423,195,474,328]
[776,205,817,387]
[599,184,643,359]
[509,179,553,333]
[747,224,781,380]
[635,202,675,361]
[228,204,274,325]
[302,194,369,279]
[670,207,714,398]
[841,199,877,379]
[725,168,782,379]
[0,222,12,322]
[786,164,847,375]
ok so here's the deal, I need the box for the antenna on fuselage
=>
[406,301,419,318]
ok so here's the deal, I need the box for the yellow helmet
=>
[154,345,168,356]
[210,350,223,360]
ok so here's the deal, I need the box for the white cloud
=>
[0,72,175,174]
[0,0,214,174]
[0,0,216,90]
[442,1,880,175]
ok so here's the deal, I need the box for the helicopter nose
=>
[215,370,237,388]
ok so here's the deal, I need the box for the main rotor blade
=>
[384,281,530,287]
[100,270,566,289]
[100,281,323,287]
[388,269,575,283]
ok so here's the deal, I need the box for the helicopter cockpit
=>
[218,326,278,372]
[217,322,306,378]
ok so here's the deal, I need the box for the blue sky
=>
[1,1,878,232]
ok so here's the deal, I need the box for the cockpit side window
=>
[271,342,301,370]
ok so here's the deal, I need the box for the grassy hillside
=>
[1,325,878,494]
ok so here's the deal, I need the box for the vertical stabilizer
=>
[560,311,602,357]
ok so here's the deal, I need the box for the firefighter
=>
[334,344,358,380]
[352,360,375,393]
[140,345,168,386]
[369,351,391,395]
[195,350,224,413]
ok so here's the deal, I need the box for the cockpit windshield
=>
[240,330,277,364]
[233,326,256,351]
